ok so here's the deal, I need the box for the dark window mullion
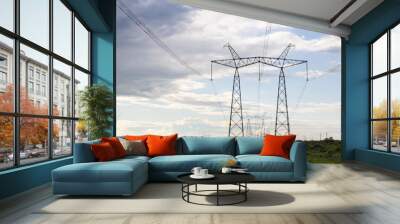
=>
[13,0,20,166]
[49,0,54,160]
[388,30,391,152]
[71,10,76,155]
[370,45,373,149]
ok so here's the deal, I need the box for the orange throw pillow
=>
[260,134,296,159]
[124,135,148,141]
[146,134,178,157]
[101,137,127,158]
[91,142,117,162]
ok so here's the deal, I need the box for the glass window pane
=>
[53,119,72,157]
[372,33,387,76]
[391,24,400,70]
[75,18,89,70]
[20,0,49,49]
[391,72,400,118]
[372,121,388,151]
[53,0,72,60]
[0,0,14,31]
[391,120,400,153]
[20,117,49,165]
[0,116,14,170]
[75,120,88,143]
[53,59,72,117]
[0,35,14,112]
[20,44,49,115]
[74,69,89,118]
[372,77,387,119]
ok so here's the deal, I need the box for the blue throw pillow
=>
[180,136,235,155]
[236,136,263,155]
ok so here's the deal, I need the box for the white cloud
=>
[293,64,340,79]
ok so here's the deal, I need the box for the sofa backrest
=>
[73,139,100,163]
[177,136,236,155]
[236,136,263,155]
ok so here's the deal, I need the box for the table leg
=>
[217,184,219,206]
[195,184,198,192]
[245,183,247,201]
[181,184,183,199]
[187,184,190,202]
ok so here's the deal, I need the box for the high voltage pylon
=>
[211,43,308,136]
[274,44,294,135]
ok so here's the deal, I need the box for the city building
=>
[0,41,76,159]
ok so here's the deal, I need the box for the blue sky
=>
[116,0,341,140]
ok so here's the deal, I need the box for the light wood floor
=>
[1,162,400,224]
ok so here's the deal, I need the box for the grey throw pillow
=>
[119,138,147,156]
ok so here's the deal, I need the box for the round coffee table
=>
[177,173,255,206]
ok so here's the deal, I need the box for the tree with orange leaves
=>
[0,84,59,151]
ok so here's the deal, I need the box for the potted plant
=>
[79,84,113,140]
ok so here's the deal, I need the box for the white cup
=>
[221,167,232,174]
[200,169,208,176]
[191,167,202,176]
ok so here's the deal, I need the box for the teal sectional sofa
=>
[52,136,307,196]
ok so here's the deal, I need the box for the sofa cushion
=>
[260,134,296,159]
[119,138,147,156]
[101,137,127,158]
[116,155,150,163]
[236,136,263,155]
[124,135,148,141]
[53,158,147,183]
[149,154,235,172]
[147,134,178,157]
[179,136,235,155]
[91,142,118,161]
[236,155,293,172]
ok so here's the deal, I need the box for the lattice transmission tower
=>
[211,43,307,136]
[274,44,294,135]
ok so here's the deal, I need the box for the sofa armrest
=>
[289,141,307,182]
[73,141,99,163]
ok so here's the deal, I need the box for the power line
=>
[118,1,228,122]
[117,1,201,76]
[256,24,271,135]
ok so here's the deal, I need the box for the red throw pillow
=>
[91,142,117,161]
[260,134,296,159]
[146,134,178,157]
[101,137,126,158]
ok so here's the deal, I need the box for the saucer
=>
[190,174,215,179]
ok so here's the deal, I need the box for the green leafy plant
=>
[79,84,113,140]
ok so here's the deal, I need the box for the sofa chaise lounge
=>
[52,136,307,196]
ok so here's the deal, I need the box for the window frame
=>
[370,21,400,154]
[0,0,92,171]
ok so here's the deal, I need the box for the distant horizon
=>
[116,0,341,140]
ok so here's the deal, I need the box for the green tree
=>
[79,84,113,140]
[372,99,400,143]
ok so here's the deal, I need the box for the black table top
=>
[177,172,255,185]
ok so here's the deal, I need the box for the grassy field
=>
[304,139,342,163]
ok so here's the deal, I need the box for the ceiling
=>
[174,0,384,37]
